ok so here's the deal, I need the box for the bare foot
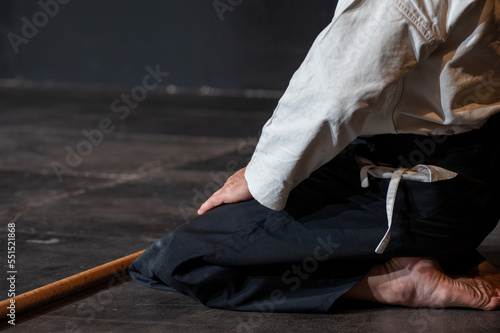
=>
[342,257,500,310]
[467,260,500,291]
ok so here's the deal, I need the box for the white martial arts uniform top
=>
[245,0,500,213]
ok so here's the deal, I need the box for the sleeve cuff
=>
[245,156,289,211]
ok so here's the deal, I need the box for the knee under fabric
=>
[129,127,499,312]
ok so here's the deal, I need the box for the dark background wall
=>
[0,0,338,92]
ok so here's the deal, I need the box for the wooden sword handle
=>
[1,249,145,320]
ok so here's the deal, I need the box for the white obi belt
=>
[356,156,458,254]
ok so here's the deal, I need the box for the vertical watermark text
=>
[6,220,17,325]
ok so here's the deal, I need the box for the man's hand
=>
[198,167,253,215]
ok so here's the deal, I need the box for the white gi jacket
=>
[245,0,500,213]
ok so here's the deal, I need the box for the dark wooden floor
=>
[1,87,499,332]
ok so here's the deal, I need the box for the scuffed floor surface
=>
[0,87,499,332]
